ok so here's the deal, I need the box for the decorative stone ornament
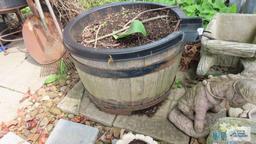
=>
[168,74,256,138]
[197,13,256,76]
[116,133,158,144]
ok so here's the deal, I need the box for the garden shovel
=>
[22,0,66,75]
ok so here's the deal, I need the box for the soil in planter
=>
[129,139,148,144]
[80,7,178,49]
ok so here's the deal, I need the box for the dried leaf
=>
[20,89,32,103]
[38,132,48,144]
[5,120,18,128]
[71,116,86,123]
[25,119,38,130]
[17,109,26,117]
[0,127,9,138]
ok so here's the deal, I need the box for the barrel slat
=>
[115,78,131,102]
[155,69,165,97]
[130,74,145,102]
[143,70,159,100]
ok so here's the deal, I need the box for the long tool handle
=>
[34,0,48,30]
[45,0,63,39]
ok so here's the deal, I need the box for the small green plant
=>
[143,0,237,25]
[44,59,68,85]
[175,79,183,88]
[113,20,148,39]
[21,7,32,16]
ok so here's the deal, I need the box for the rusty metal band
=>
[86,77,176,115]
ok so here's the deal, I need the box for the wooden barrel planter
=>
[64,2,202,114]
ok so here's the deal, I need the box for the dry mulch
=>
[180,42,201,71]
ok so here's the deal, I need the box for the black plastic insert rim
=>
[63,2,188,62]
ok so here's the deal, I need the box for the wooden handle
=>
[34,0,48,30]
[45,0,63,39]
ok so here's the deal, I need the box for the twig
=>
[174,20,181,31]
[142,15,169,23]
[123,7,169,27]
[83,15,169,44]
[94,25,102,48]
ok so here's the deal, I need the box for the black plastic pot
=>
[0,0,27,10]
[63,2,202,114]
[64,2,202,62]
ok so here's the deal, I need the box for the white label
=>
[227,127,251,142]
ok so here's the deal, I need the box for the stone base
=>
[58,81,225,143]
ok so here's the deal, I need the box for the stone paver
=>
[113,115,190,144]
[0,88,23,123]
[79,90,93,114]
[79,89,116,126]
[0,132,30,144]
[81,102,116,127]
[0,41,45,93]
[58,81,84,114]
[46,119,99,144]
[155,88,185,118]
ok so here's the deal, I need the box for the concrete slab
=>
[0,41,45,93]
[113,115,190,144]
[79,90,92,114]
[81,102,116,127]
[155,88,185,118]
[0,87,23,123]
[0,132,30,144]
[46,119,99,144]
[58,81,85,114]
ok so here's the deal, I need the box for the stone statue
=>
[197,13,256,76]
[168,74,256,138]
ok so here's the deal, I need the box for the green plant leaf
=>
[59,59,67,75]
[228,4,237,13]
[113,20,147,40]
[183,5,197,14]
[44,74,60,84]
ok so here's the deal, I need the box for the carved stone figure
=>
[168,74,256,138]
[197,13,256,76]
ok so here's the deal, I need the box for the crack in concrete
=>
[0,85,24,94]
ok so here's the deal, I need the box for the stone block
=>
[0,132,30,144]
[154,88,185,118]
[0,88,23,123]
[81,102,116,126]
[79,90,92,114]
[58,81,84,114]
[46,119,99,144]
[113,115,190,144]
